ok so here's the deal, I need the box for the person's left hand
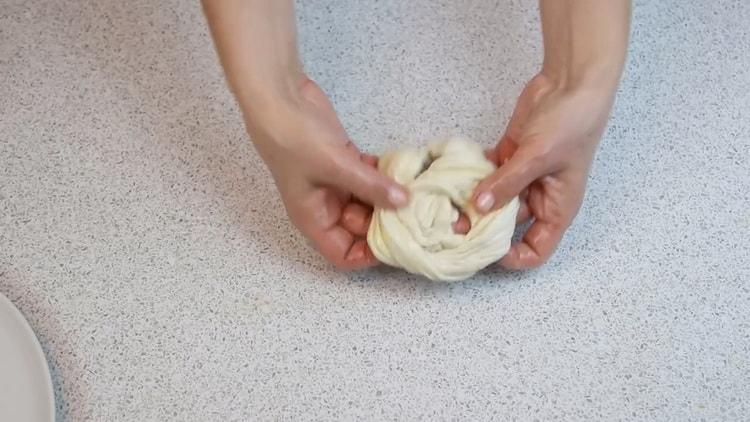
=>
[472,72,618,269]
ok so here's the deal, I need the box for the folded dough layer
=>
[367,137,519,281]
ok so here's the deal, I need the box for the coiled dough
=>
[367,137,519,281]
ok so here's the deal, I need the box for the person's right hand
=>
[246,78,409,269]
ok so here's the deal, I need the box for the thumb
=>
[473,143,549,213]
[323,154,409,209]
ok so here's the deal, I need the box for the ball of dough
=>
[367,137,519,281]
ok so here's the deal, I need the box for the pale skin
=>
[202,0,631,271]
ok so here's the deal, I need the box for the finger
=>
[495,134,519,165]
[345,239,377,266]
[452,212,471,235]
[296,188,377,270]
[341,202,372,236]
[486,136,517,167]
[325,152,409,209]
[473,145,548,214]
[499,220,566,269]
[296,187,344,229]
[346,142,379,169]
[311,225,378,270]
[484,147,500,164]
[516,201,531,224]
[514,188,531,224]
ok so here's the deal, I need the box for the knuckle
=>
[526,255,547,268]
[320,249,348,270]
[516,249,547,269]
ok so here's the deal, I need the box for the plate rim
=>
[0,291,56,422]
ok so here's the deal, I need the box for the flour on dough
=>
[367,137,519,281]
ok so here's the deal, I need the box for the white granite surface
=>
[1,0,749,420]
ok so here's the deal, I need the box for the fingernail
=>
[388,187,408,206]
[476,192,494,212]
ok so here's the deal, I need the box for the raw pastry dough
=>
[367,137,519,281]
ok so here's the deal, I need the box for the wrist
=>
[538,0,630,96]
[541,57,623,95]
[238,70,308,140]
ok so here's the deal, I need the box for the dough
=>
[367,137,519,281]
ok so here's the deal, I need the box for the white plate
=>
[0,292,55,422]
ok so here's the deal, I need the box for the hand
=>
[473,73,618,269]
[248,78,409,269]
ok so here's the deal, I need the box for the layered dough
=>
[367,137,519,281]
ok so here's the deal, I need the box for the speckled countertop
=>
[1,0,749,420]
